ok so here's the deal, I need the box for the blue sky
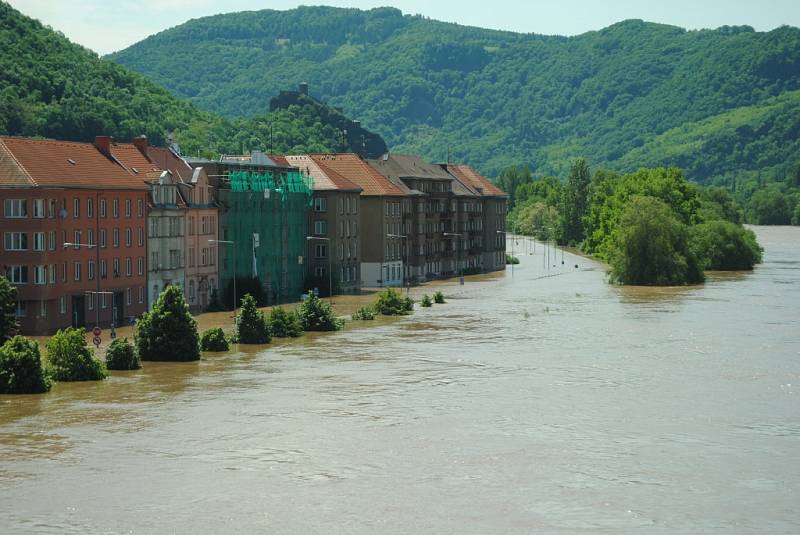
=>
[9,0,800,55]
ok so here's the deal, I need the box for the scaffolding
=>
[218,170,313,304]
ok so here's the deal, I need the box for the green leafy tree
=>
[351,306,376,320]
[513,201,560,240]
[374,288,414,315]
[0,335,51,394]
[560,159,591,245]
[46,327,107,381]
[136,285,200,361]
[421,295,433,307]
[105,338,141,370]
[235,294,271,343]
[609,196,704,285]
[689,220,763,270]
[748,185,792,224]
[200,328,230,351]
[298,291,344,331]
[433,291,446,304]
[268,307,304,338]
[0,275,19,344]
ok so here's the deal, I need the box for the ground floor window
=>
[15,301,26,317]
[59,296,66,314]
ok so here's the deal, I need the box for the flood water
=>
[1,226,798,534]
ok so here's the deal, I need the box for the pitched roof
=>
[283,154,362,192]
[368,153,454,182]
[444,164,507,197]
[147,146,195,183]
[304,153,407,196]
[108,143,163,180]
[0,136,148,190]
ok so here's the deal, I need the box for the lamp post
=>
[306,236,332,304]
[64,241,100,328]
[443,232,463,285]
[387,233,409,293]
[209,239,236,314]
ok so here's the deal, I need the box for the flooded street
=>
[1,226,798,534]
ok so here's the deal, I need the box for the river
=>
[1,226,798,534]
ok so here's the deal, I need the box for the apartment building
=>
[0,136,149,334]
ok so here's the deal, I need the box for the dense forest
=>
[0,2,379,157]
[109,6,800,186]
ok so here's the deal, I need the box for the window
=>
[189,216,195,235]
[100,229,107,248]
[4,199,27,218]
[87,197,94,218]
[73,198,80,218]
[88,260,95,281]
[152,251,159,270]
[137,199,144,217]
[314,220,327,235]
[100,199,107,218]
[315,244,327,258]
[126,257,132,276]
[126,228,132,247]
[189,248,195,267]
[339,198,344,214]
[33,199,45,218]
[88,294,94,311]
[59,296,66,314]
[353,197,358,214]
[314,266,326,278]
[138,287,144,304]
[138,227,144,246]
[102,293,108,309]
[48,199,56,218]
[125,199,131,218]
[14,301,26,318]
[73,230,81,249]
[339,221,344,238]
[62,262,67,282]
[189,279,196,301]
[201,248,207,266]
[74,261,81,281]
[100,259,107,278]
[4,232,27,251]
[346,197,351,214]
[313,197,327,212]
[87,229,95,247]
[113,198,119,218]
[6,265,27,284]
[40,300,47,318]
[33,265,46,285]
[200,216,206,234]
[126,287,132,305]
[113,228,120,247]
[113,258,120,277]
[169,249,180,269]
[49,264,56,284]
[138,257,144,276]
[339,242,344,260]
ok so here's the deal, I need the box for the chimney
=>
[133,135,148,156]
[94,135,112,157]
[299,82,309,95]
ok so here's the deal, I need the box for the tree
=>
[267,307,304,338]
[433,291,446,304]
[298,291,343,331]
[514,201,560,240]
[0,275,19,345]
[105,337,141,370]
[200,328,230,351]
[374,288,414,316]
[0,335,51,394]
[496,165,533,208]
[46,327,107,381]
[689,220,763,270]
[748,186,792,224]
[136,285,200,361]
[560,159,591,245]
[235,294,271,343]
[609,196,704,285]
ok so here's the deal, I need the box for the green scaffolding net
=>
[219,170,313,304]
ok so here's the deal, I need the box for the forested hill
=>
[0,2,380,158]
[108,6,800,183]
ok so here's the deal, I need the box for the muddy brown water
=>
[1,227,798,534]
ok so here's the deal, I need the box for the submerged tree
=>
[560,158,591,245]
[235,294,271,343]
[0,335,51,394]
[136,285,200,361]
[0,275,19,345]
[46,327,107,381]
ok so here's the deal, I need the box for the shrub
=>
[136,285,200,361]
[421,295,433,307]
[375,288,414,316]
[0,275,19,345]
[689,220,763,270]
[200,328,230,351]
[298,291,343,331]
[506,254,520,265]
[105,337,141,370]
[351,306,376,321]
[46,327,107,381]
[0,335,51,394]
[236,294,271,343]
[433,291,446,304]
[268,307,304,337]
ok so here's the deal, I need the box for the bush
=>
[609,195,704,285]
[421,295,433,307]
[689,220,763,270]
[374,288,415,315]
[46,327,107,381]
[0,335,51,394]
[105,337,141,370]
[352,306,376,321]
[433,291,445,304]
[268,307,304,337]
[506,254,520,265]
[236,294,271,343]
[200,328,230,351]
[298,291,343,331]
[0,275,19,345]
[136,285,200,361]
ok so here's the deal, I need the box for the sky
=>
[9,0,800,55]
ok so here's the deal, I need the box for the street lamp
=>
[209,239,236,314]
[443,232,463,285]
[387,233,409,293]
[306,236,333,304]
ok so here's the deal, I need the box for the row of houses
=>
[0,134,507,335]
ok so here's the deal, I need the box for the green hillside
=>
[109,6,800,181]
[0,2,379,157]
